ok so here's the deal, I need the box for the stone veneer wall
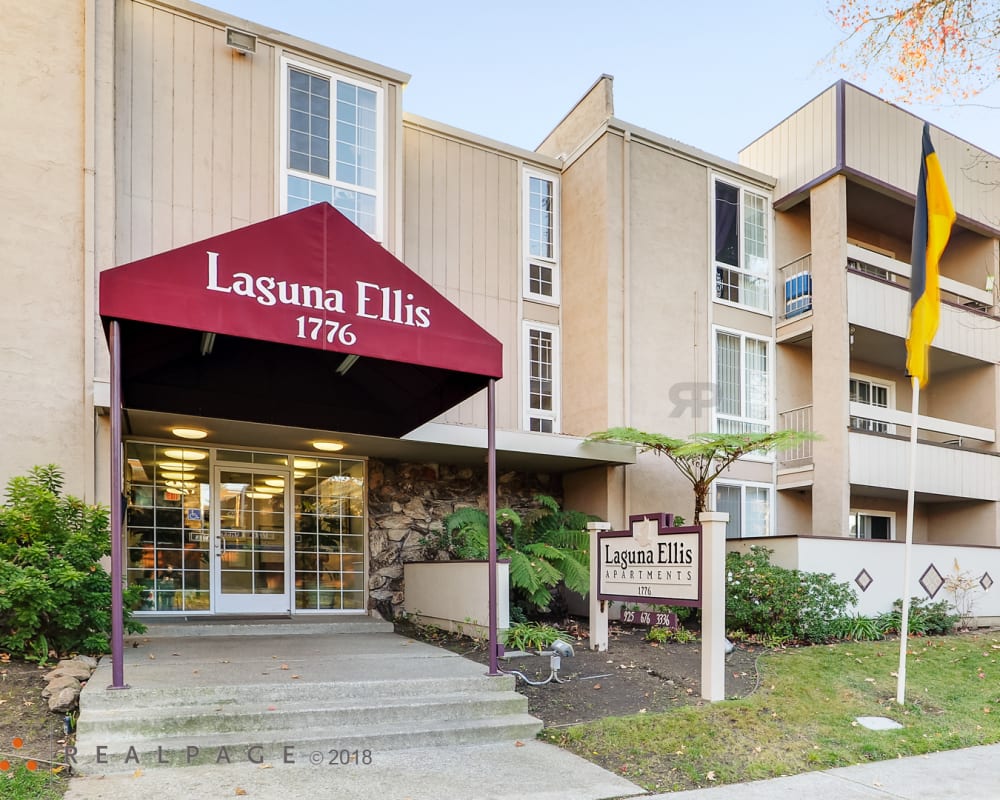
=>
[367,459,561,616]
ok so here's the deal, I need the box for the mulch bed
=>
[395,620,762,727]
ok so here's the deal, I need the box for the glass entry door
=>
[212,466,291,614]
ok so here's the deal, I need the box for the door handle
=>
[218,534,226,557]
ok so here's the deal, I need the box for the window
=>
[715,328,771,434]
[523,169,560,302]
[713,178,771,313]
[523,322,559,432]
[850,510,894,540]
[282,59,382,240]
[849,376,894,433]
[716,482,772,539]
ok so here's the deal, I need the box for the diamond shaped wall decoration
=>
[982,572,994,592]
[920,563,944,598]
[855,569,873,592]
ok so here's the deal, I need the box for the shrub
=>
[830,614,884,641]
[877,597,957,637]
[436,495,594,614]
[645,626,671,643]
[0,465,144,660]
[726,546,856,643]
[503,621,571,652]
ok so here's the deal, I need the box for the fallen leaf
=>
[148,654,156,660]
[514,741,525,748]
[592,683,601,690]
[291,675,300,680]
[258,764,273,769]
[707,771,717,781]
[865,678,876,683]
[235,788,247,796]
[280,664,289,670]
[133,769,143,778]
[267,705,277,711]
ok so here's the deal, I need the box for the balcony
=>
[777,245,1000,361]
[777,402,1000,500]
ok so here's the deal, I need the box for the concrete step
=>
[80,673,516,711]
[79,691,530,739]
[73,714,544,774]
[134,616,393,638]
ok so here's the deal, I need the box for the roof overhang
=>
[99,204,503,438]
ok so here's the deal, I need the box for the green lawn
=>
[0,765,64,800]
[545,632,1000,793]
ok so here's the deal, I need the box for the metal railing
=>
[777,404,813,467]
[777,255,812,322]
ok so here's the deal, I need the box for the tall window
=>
[714,178,771,313]
[715,329,771,434]
[716,482,772,539]
[523,323,559,432]
[523,169,560,302]
[283,60,382,239]
[849,376,893,433]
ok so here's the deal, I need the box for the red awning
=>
[99,204,503,437]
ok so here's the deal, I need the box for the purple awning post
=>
[487,378,500,676]
[109,321,128,689]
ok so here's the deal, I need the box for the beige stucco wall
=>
[809,176,851,535]
[0,1,93,495]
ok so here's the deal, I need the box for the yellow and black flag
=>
[906,123,955,387]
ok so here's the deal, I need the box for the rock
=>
[48,686,80,713]
[45,662,93,682]
[74,655,99,669]
[42,675,81,699]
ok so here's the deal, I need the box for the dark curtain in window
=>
[715,181,739,267]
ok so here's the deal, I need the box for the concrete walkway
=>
[65,618,641,799]
[646,743,1000,799]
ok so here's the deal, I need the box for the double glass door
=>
[212,465,290,614]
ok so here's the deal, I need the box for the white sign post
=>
[698,511,728,702]
[587,521,612,652]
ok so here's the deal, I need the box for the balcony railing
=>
[777,245,997,322]
[777,255,812,322]
[777,404,813,467]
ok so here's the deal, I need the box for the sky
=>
[208,0,1000,161]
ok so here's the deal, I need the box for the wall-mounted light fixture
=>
[225,28,256,55]
[312,440,345,452]
[172,427,208,440]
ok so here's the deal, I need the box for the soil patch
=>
[0,657,71,769]
[395,621,762,727]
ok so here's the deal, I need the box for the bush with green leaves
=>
[877,596,957,637]
[726,546,857,643]
[436,495,593,614]
[0,465,144,661]
[503,621,572,652]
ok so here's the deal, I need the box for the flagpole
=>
[896,375,920,705]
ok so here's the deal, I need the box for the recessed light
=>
[171,427,208,440]
[312,440,345,452]
[162,448,208,461]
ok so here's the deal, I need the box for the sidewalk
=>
[647,742,1000,799]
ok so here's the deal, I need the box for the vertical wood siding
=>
[844,85,1000,229]
[116,2,276,264]
[739,85,837,201]
[403,123,523,430]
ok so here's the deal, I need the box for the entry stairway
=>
[74,617,541,774]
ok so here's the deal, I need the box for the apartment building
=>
[741,82,1000,548]
[4,0,999,622]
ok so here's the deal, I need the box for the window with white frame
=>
[850,510,894,540]
[715,329,771,434]
[713,178,771,313]
[849,376,893,433]
[523,322,559,433]
[523,169,560,303]
[282,59,383,239]
[715,481,772,539]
